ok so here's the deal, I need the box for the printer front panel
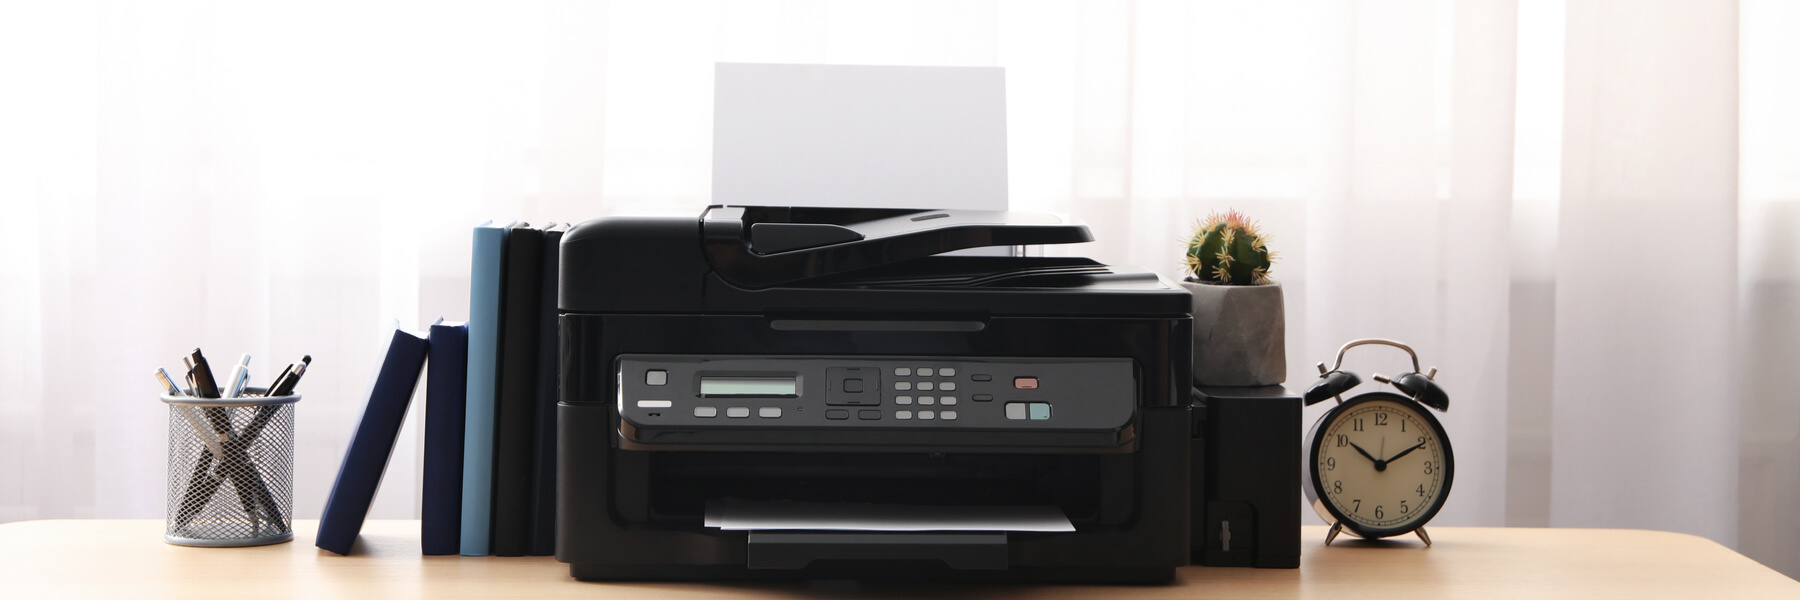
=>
[557,311,1194,581]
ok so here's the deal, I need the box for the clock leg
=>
[1325,522,1343,546]
[1415,527,1432,547]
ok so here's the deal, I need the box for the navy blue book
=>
[421,319,468,555]
[316,326,430,555]
[528,224,565,556]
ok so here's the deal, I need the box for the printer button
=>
[759,407,782,418]
[826,409,850,420]
[918,368,934,376]
[894,367,911,376]
[1029,403,1052,420]
[918,396,935,405]
[940,382,957,391]
[896,410,913,420]
[844,378,865,393]
[646,370,668,386]
[1005,403,1028,420]
[940,396,956,405]
[972,374,993,382]
[919,411,935,420]
[894,381,912,391]
[896,396,912,405]
[973,394,993,402]
[1015,377,1039,389]
[918,381,934,391]
[726,407,750,418]
[858,410,882,420]
[941,410,957,420]
[940,368,956,377]
[694,407,718,418]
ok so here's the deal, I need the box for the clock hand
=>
[1348,441,1380,465]
[1385,441,1429,464]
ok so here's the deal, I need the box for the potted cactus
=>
[1181,210,1286,387]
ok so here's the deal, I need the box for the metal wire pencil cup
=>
[163,388,298,547]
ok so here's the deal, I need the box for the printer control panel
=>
[615,354,1136,434]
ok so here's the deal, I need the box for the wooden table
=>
[2,520,1794,598]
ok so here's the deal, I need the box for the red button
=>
[1014,377,1038,390]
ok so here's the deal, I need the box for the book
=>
[461,220,513,556]
[491,223,545,556]
[528,223,565,556]
[421,319,468,555]
[316,326,430,555]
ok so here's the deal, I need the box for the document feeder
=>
[557,206,1300,582]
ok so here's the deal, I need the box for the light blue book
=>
[461,220,513,556]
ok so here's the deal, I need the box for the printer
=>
[556,206,1299,582]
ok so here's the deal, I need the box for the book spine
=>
[528,227,564,556]
[422,322,468,555]
[461,224,510,556]
[491,226,544,556]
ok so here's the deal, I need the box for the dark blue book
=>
[316,326,430,555]
[422,319,468,555]
[528,224,565,556]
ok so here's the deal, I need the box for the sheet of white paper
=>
[712,63,1008,211]
[704,500,1075,532]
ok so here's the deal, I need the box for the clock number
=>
[1336,434,1349,448]
[1423,460,1434,475]
[1374,505,1384,519]
[1400,500,1409,514]
[1375,413,1388,427]
[1417,483,1426,497]
[1326,457,1337,471]
[1333,480,1342,494]
[1353,418,1364,432]
[1353,499,1361,512]
[1418,435,1427,445]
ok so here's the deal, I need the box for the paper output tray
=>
[746,531,1008,570]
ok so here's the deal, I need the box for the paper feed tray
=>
[707,500,1075,571]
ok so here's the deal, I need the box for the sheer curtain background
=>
[2,0,1796,577]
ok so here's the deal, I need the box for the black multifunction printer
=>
[556,206,1299,583]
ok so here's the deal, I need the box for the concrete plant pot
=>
[1182,280,1287,387]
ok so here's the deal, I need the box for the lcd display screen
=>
[700,377,798,397]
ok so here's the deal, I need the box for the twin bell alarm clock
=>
[1302,339,1452,546]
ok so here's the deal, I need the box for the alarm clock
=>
[1302,339,1452,546]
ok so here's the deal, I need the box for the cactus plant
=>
[1184,210,1277,285]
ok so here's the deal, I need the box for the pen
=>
[185,348,222,399]
[174,348,266,531]
[269,355,311,397]
[237,354,310,531]
[225,353,252,398]
[155,368,189,396]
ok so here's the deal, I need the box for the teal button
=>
[1029,402,1052,420]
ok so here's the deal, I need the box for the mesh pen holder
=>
[163,388,298,547]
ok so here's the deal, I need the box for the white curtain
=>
[3,0,1797,578]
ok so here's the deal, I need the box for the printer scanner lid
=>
[560,205,1190,315]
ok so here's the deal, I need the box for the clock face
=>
[1309,392,1454,538]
